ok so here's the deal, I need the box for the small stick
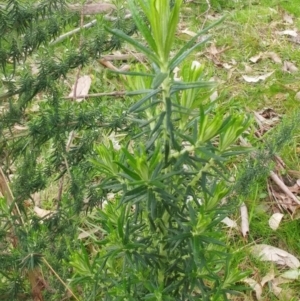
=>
[269,171,300,205]
[239,137,300,206]
[42,258,80,301]
[50,20,97,45]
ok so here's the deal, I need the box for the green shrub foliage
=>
[0,0,255,300]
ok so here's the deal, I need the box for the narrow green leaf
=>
[169,16,225,70]
[134,99,161,113]
[115,162,141,181]
[124,219,130,245]
[117,212,124,240]
[171,81,215,93]
[128,88,161,113]
[121,147,137,168]
[146,131,161,151]
[127,89,156,96]
[164,0,182,57]
[124,185,147,197]
[220,146,254,157]
[151,72,168,89]
[109,70,155,77]
[150,111,166,136]
[105,27,160,65]
[128,0,158,53]
[148,189,157,219]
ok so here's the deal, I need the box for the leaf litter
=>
[251,244,300,268]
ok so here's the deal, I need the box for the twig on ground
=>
[269,171,300,205]
[239,136,300,206]
[200,0,212,29]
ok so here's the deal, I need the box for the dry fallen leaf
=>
[240,202,249,237]
[276,29,298,37]
[295,91,300,101]
[242,71,274,83]
[261,269,276,287]
[222,63,232,70]
[68,75,92,102]
[270,276,294,298]
[221,217,238,229]
[243,278,262,300]
[78,228,99,240]
[249,53,262,63]
[282,61,298,73]
[281,269,300,280]
[283,13,293,24]
[265,52,282,64]
[251,244,300,268]
[34,206,56,219]
[14,125,28,131]
[181,28,197,37]
[290,33,300,44]
[244,64,253,73]
[210,90,218,102]
[268,213,284,230]
[205,43,230,67]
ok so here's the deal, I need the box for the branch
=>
[50,20,97,45]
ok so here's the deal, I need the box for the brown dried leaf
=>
[281,269,300,280]
[283,13,293,24]
[268,180,299,214]
[268,213,284,230]
[249,52,263,63]
[222,62,232,70]
[260,108,278,119]
[68,75,92,102]
[210,90,218,102]
[240,203,249,237]
[270,277,294,298]
[208,43,219,56]
[290,33,300,44]
[34,206,56,219]
[288,180,300,193]
[243,279,262,300]
[99,59,119,71]
[261,269,275,287]
[265,52,282,64]
[295,91,300,101]
[282,61,298,73]
[78,228,99,240]
[242,71,274,83]
[244,64,253,73]
[277,29,298,37]
[181,28,197,37]
[221,217,238,229]
[251,244,300,268]
[14,125,28,131]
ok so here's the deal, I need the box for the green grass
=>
[55,1,300,298]
[4,0,299,299]
[178,0,300,299]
